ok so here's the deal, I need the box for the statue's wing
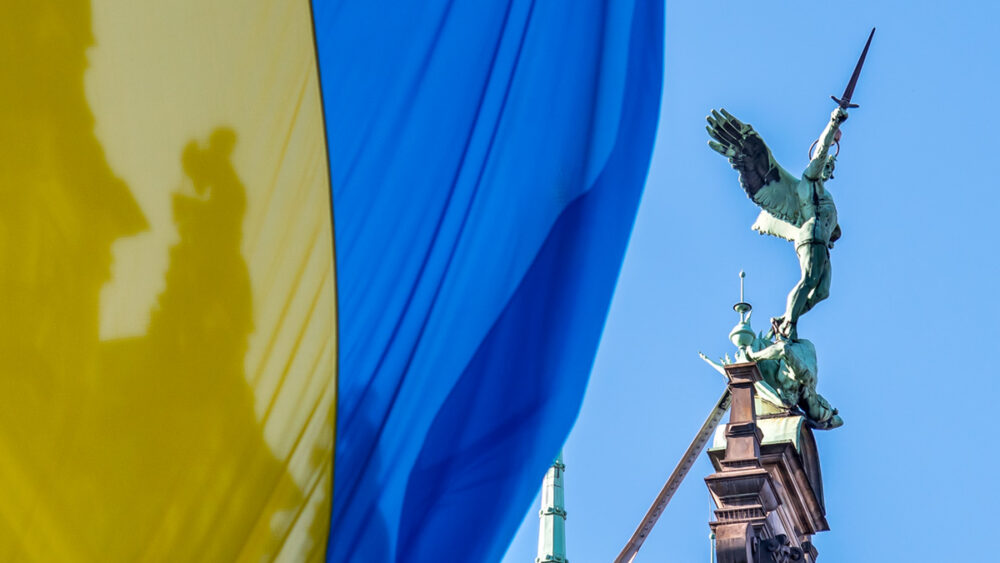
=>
[752,211,798,242]
[707,109,801,225]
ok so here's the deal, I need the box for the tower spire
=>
[536,451,568,563]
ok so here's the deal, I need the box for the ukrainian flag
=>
[0,1,661,561]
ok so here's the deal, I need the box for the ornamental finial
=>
[730,271,754,348]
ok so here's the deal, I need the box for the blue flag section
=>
[314,0,663,559]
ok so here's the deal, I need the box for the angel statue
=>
[707,107,847,339]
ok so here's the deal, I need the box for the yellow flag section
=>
[0,2,336,561]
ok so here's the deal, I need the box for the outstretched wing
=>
[751,210,798,242]
[707,109,801,226]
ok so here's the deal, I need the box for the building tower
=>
[614,272,832,562]
[702,276,829,562]
[536,452,568,563]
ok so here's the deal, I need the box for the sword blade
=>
[837,27,875,108]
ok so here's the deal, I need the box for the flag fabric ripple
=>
[1,1,661,560]
[314,0,663,560]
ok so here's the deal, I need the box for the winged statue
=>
[707,107,847,339]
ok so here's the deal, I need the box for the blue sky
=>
[503,1,999,561]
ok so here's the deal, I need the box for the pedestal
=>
[704,363,828,563]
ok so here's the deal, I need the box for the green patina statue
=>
[743,330,843,429]
[700,29,874,431]
[701,107,848,429]
[706,27,874,340]
[700,327,843,429]
[706,107,845,340]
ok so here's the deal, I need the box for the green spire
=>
[536,451,568,563]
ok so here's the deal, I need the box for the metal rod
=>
[614,388,732,563]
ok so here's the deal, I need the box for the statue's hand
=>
[831,107,848,124]
[708,140,737,158]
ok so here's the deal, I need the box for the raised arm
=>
[803,107,848,179]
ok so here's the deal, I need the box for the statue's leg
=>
[802,392,832,424]
[803,391,843,428]
[801,249,832,315]
[783,244,824,327]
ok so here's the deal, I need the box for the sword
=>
[831,27,875,109]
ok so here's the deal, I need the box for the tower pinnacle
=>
[536,452,568,563]
[730,270,754,350]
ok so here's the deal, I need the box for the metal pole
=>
[614,388,732,563]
